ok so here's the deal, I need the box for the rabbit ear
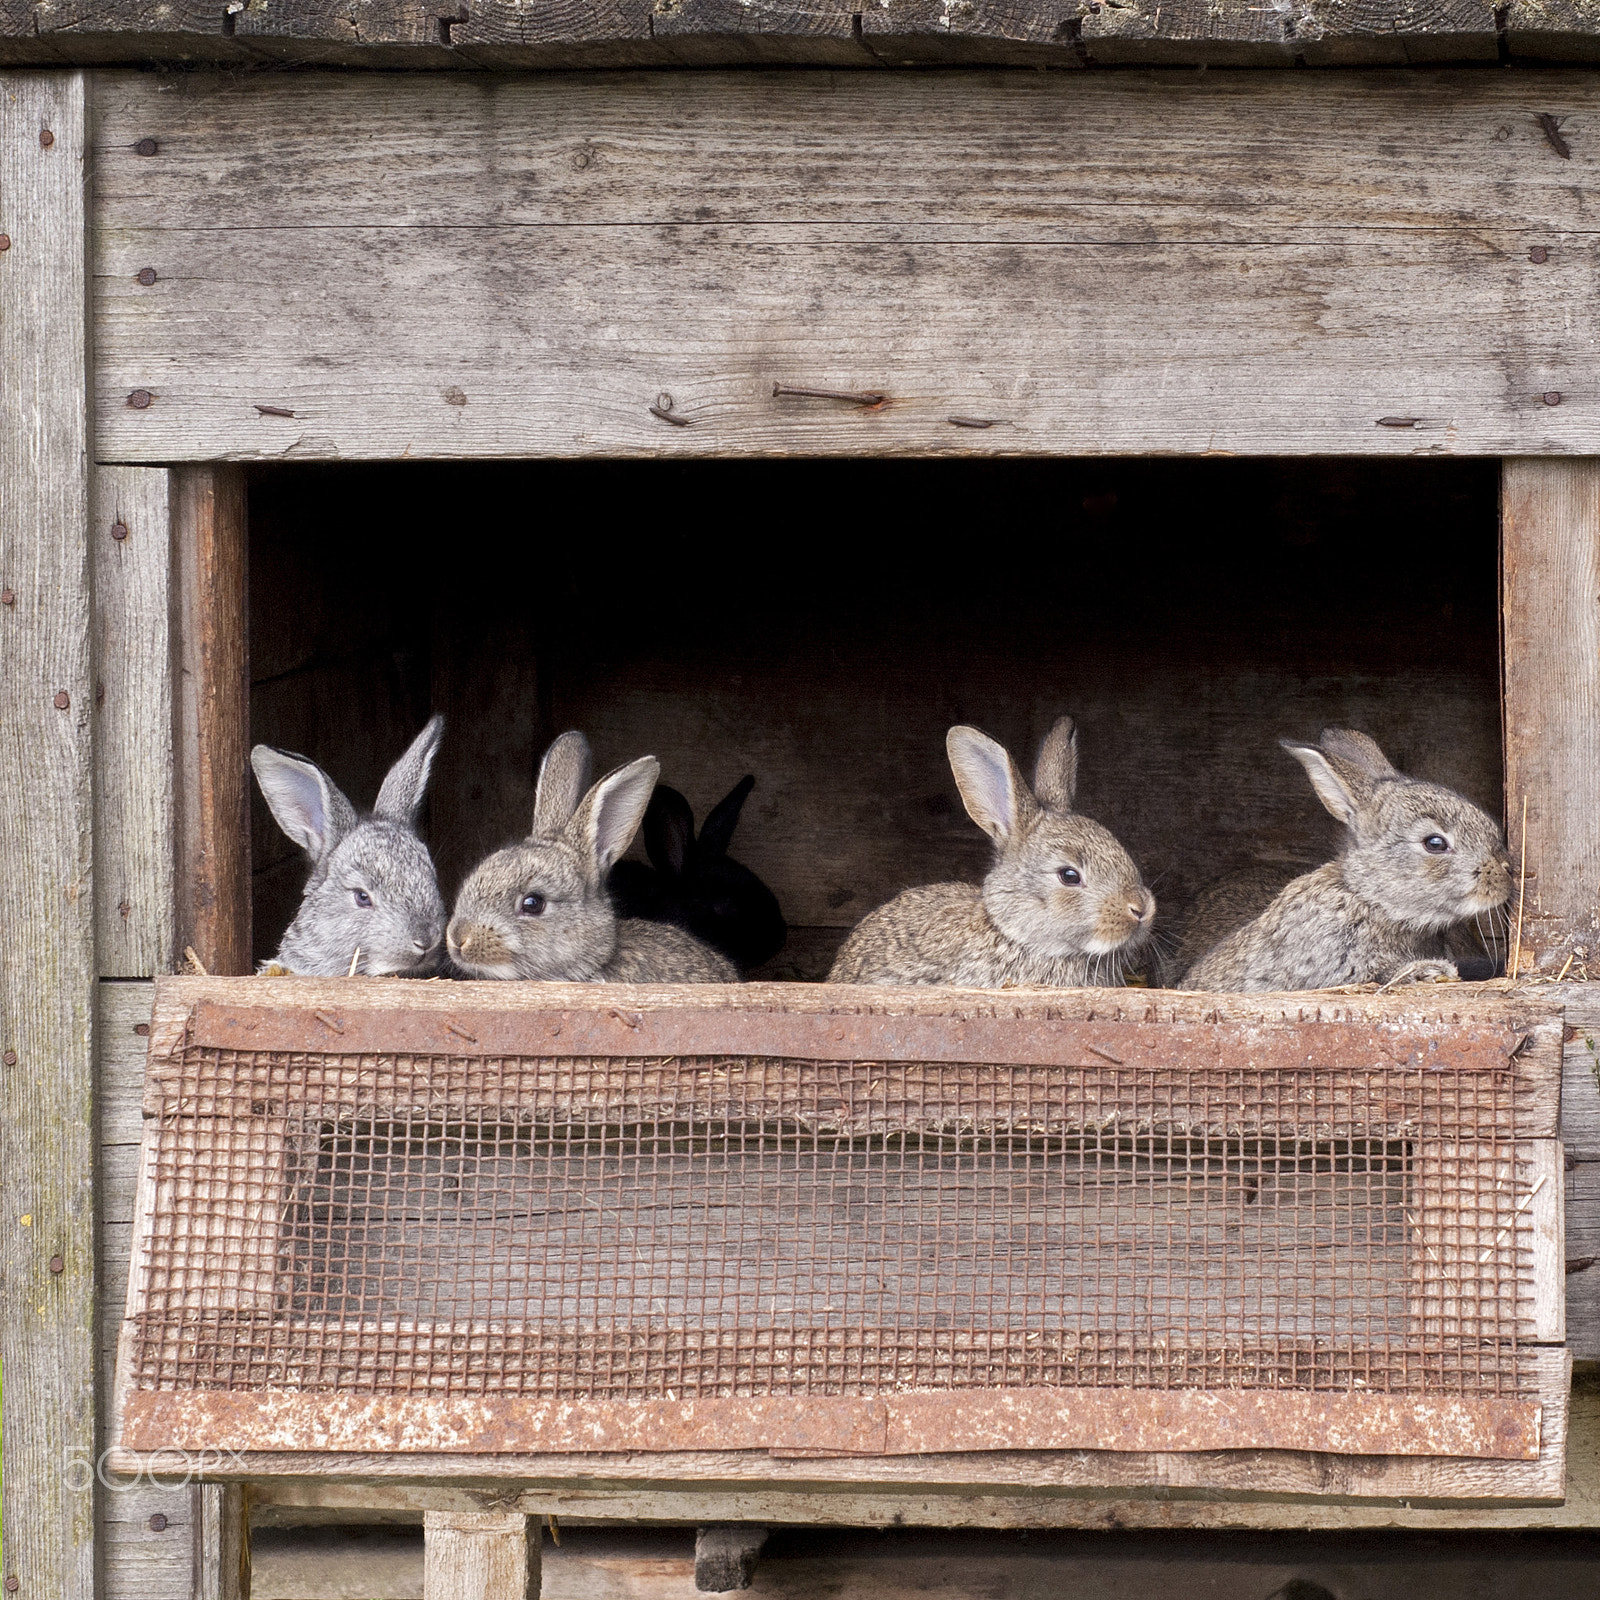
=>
[699,774,755,858]
[1032,717,1078,811]
[251,745,357,865]
[1282,739,1363,828]
[947,726,1033,843]
[643,785,694,877]
[531,730,592,838]
[374,714,445,825]
[1319,727,1397,783]
[572,757,662,880]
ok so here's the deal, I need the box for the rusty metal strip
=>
[190,1001,1524,1076]
[119,1387,1540,1461]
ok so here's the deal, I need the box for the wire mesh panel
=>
[115,979,1565,1471]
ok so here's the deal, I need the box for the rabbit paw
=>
[1385,959,1460,987]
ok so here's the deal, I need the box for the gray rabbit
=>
[447,730,737,982]
[251,715,447,977]
[1181,728,1514,992]
[829,717,1155,987]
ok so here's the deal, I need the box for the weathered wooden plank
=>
[0,1,1542,68]
[89,68,1600,463]
[423,1511,538,1600]
[0,67,97,1600]
[93,466,175,977]
[1566,1161,1600,1361]
[172,464,251,975]
[1502,460,1600,973]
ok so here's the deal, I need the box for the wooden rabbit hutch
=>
[8,7,1600,1598]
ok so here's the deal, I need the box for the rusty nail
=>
[48,1255,63,1274]
[0,235,10,251]
[134,138,158,157]
[445,1021,479,1043]
[947,416,998,429]
[133,1023,150,1037]
[53,690,70,710]
[1537,113,1571,159]
[6,1575,19,1592]
[148,1514,168,1532]
[649,394,692,427]
[1,1051,16,1067]
[0,589,13,606]
[773,382,889,409]
[111,521,129,541]
[1529,246,1549,264]
[126,389,153,409]
[135,267,157,286]
[313,1010,344,1034]
[39,129,54,148]
[254,404,295,418]
[1544,391,1563,406]
[1376,417,1419,428]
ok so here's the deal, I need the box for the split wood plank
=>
[1502,460,1600,972]
[423,1511,539,1600]
[89,68,1600,463]
[0,67,98,1600]
[93,465,175,976]
[172,464,251,975]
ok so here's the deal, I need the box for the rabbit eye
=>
[351,888,373,909]
[519,891,547,917]
[1423,835,1451,854]
[1057,867,1082,886]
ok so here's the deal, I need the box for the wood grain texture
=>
[1566,1162,1600,1362]
[423,1511,538,1600]
[1503,460,1600,973]
[0,68,98,1600]
[0,0,1562,67]
[172,464,251,974]
[93,465,175,977]
[89,67,1600,463]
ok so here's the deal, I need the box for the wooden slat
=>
[89,69,1600,463]
[172,464,251,975]
[93,466,175,977]
[1566,1161,1600,1361]
[423,1511,536,1600]
[0,67,97,1600]
[1502,460,1600,973]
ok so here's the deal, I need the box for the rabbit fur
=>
[1181,728,1515,992]
[608,775,787,972]
[448,730,738,983]
[251,715,448,977]
[828,717,1155,987]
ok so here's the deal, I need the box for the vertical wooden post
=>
[424,1511,539,1599]
[172,465,251,975]
[0,68,98,1600]
[1502,459,1600,972]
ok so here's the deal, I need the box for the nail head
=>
[111,521,129,541]
[148,1514,168,1532]
[1544,391,1563,406]
[39,129,54,148]
[126,389,153,409]
[0,589,13,606]
[48,1255,63,1274]
[133,1023,150,1037]
[0,235,10,251]
[134,138,158,157]
[6,1575,19,1592]
[443,386,467,406]
[1529,246,1549,264]
[53,690,70,710]
[2,1051,15,1067]
[135,267,157,286]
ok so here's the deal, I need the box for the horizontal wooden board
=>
[89,68,1600,462]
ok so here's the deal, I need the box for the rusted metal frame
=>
[117,1385,1541,1461]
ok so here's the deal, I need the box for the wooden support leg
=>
[695,1524,770,1592]
[424,1511,538,1600]
[1502,458,1600,972]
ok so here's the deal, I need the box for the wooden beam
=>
[1502,460,1600,972]
[93,466,175,976]
[423,1511,539,1600]
[90,69,1600,463]
[695,1525,768,1592]
[172,464,251,975]
[0,66,97,1600]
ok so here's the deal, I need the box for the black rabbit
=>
[608,775,787,972]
